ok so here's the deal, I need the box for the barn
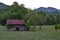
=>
[6,20,27,31]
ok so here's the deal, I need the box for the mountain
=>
[0,2,60,15]
[36,7,60,14]
[0,2,9,10]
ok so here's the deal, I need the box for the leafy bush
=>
[0,24,2,26]
[25,21,31,31]
[55,24,60,30]
[6,24,14,29]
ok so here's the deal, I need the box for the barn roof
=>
[6,20,25,24]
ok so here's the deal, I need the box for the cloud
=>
[0,0,60,9]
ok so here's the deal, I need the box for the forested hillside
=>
[36,7,60,14]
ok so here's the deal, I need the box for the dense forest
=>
[0,2,60,27]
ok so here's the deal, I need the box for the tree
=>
[46,15,56,25]
[26,10,39,30]
[1,1,29,25]
[37,11,47,30]
[56,13,60,24]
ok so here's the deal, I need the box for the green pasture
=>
[0,25,60,40]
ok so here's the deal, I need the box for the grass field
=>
[0,25,60,40]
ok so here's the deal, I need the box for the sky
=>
[0,0,60,9]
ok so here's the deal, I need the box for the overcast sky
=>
[0,0,60,9]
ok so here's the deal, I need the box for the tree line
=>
[0,2,60,28]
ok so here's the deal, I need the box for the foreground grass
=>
[0,26,60,40]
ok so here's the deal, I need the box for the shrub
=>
[6,24,14,29]
[25,21,31,31]
[55,24,60,30]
